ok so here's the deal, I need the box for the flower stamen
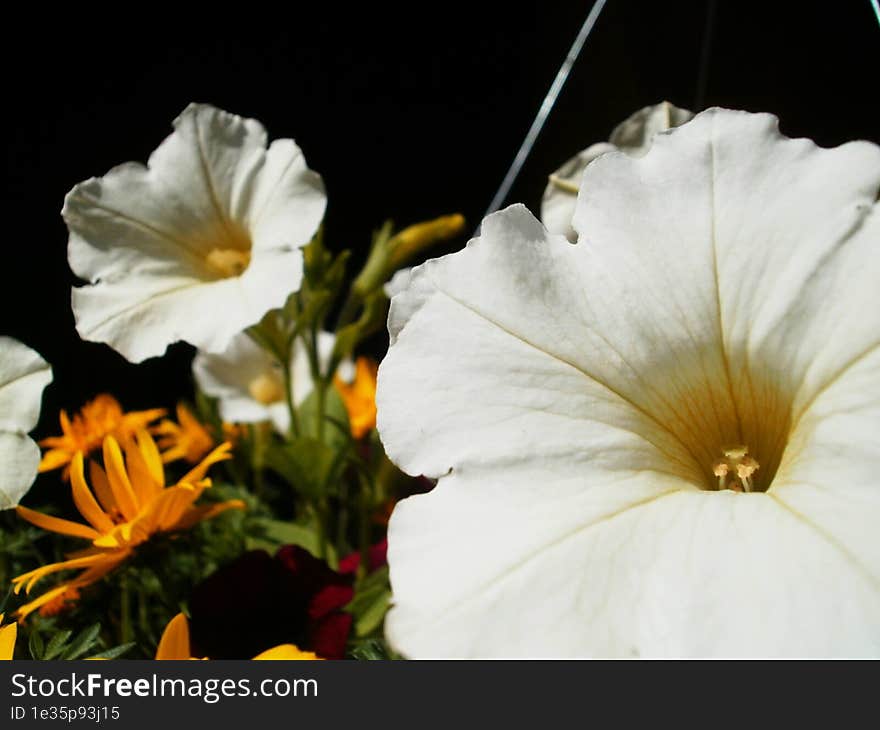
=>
[712,445,759,493]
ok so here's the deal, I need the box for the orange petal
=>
[88,461,117,515]
[122,437,160,506]
[0,621,16,661]
[253,644,322,660]
[38,448,73,472]
[13,552,120,595]
[14,554,128,622]
[103,436,140,519]
[148,486,200,533]
[16,505,99,541]
[179,442,232,484]
[172,499,246,531]
[155,613,192,660]
[135,429,165,489]
[70,453,114,534]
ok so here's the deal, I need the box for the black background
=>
[3,0,878,437]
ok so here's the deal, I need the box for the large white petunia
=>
[377,108,880,658]
[193,330,341,434]
[0,338,52,508]
[542,101,693,242]
[65,103,327,362]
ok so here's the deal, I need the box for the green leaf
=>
[264,437,338,499]
[62,624,101,660]
[247,518,338,566]
[298,386,351,451]
[333,290,388,362]
[43,629,73,660]
[87,642,136,660]
[355,590,391,637]
[346,566,392,637]
[296,289,334,332]
[348,637,393,660]
[28,630,45,660]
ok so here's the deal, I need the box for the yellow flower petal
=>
[122,436,160,506]
[0,620,16,661]
[155,613,192,660]
[70,453,114,534]
[103,436,140,519]
[143,485,200,534]
[15,555,127,621]
[171,499,246,531]
[252,644,322,660]
[13,552,121,595]
[334,357,378,439]
[179,442,232,485]
[88,461,118,515]
[38,448,74,473]
[16,505,99,541]
[135,429,165,488]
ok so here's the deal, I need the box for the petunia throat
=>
[205,247,251,277]
[712,445,759,492]
[204,223,252,279]
[248,372,285,405]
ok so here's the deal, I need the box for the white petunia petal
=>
[388,487,880,657]
[66,104,326,362]
[541,101,693,241]
[540,142,613,241]
[379,107,880,657]
[383,267,414,300]
[0,338,52,508]
[193,330,337,435]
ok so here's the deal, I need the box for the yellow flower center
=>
[643,353,794,494]
[248,372,285,405]
[202,223,253,279]
[205,248,251,278]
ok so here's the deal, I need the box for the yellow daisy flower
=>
[334,357,378,439]
[152,403,216,464]
[0,614,17,660]
[13,431,242,619]
[39,394,165,477]
[155,613,320,660]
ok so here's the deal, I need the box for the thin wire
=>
[480,0,609,224]
[871,0,880,26]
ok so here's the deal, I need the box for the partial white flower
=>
[378,108,880,657]
[0,338,52,508]
[383,267,414,299]
[193,330,337,434]
[65,103,327,362]
[541,101,693,241]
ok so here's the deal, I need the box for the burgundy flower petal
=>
[309,611,353,660]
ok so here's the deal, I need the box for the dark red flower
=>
[338,538,388,575]
[189,546,353,659]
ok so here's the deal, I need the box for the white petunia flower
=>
[193,330,340,434]
[383,267,414,299]
[377,108,880,658]
[65,103,326,362]
[0,338,52,508]
[541,101,693,241]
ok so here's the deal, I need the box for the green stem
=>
[335,479,349,558]
[251,424,268,501]
[356,472,373,581]
[335,290,362,331]
[120,573,133,646]
[303,325,327,443]
[281,352,301,438]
